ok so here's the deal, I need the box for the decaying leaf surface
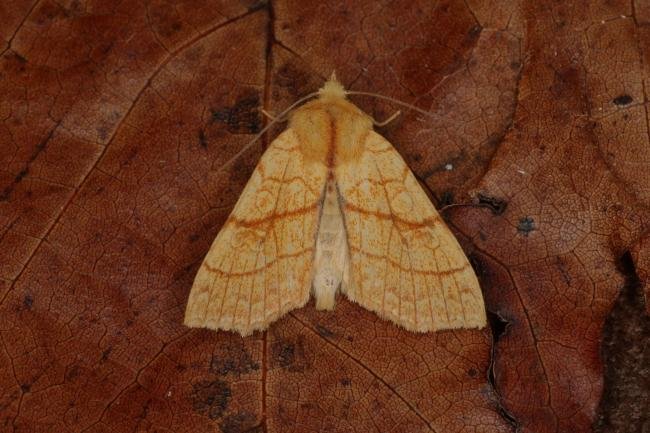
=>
[0,1,648,433]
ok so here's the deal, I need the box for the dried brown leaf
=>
[1,1,648,433]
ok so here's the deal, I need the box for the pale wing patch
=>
[337,131,486,332]
[184,129,327,336]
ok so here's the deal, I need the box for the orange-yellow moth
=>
[184,75,486,336]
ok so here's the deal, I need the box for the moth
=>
[184,74,486,336]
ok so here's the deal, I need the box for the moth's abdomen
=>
[312,180,349,310]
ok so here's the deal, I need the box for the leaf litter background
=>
[0,1,649,432]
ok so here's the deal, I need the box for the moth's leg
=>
[372,110,401,127]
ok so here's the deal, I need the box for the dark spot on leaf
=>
[65,364,81,381]
[0,124,57,201]
[101,346,112,361]
[190,379,231,420]
[211,344,260,376]
[271,336,309,372]
[23,295,33,310]
[550,66,581,100]
[477,193,507,215]
[121,147,139,168]
[15,168,28,183]
[517,216,535,235]
[275,62,311,98]
[440,191,454,207]
[467,368,478,378]
[315,324,335,338]
[20,383,30,392]
[100,41,114,55]
[370,397,384,412]
[62,0,83,18]
[228,156,257,187]
[340,377,351,386]
[273,342,294,368]
[487,311,509,344]
[198,128,208,148]
[137,399,152,421]
[554,256,571,285]
[189,233,201,243]
[613,94,633,106]
[96,126,109,141]
[468,24,482,39]
[468,253,487,278]
[219,412,260,433]
[4,52,27,74]
[244,0,268,13]
[154,7,184,39]
[35,1,65,24]
[211,93,262,134]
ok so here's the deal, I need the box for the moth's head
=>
[318,72,346,100]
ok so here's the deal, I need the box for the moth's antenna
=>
[345,91,435,119]
[216,91,320,171]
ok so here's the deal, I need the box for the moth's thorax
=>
[288,95,373,168]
